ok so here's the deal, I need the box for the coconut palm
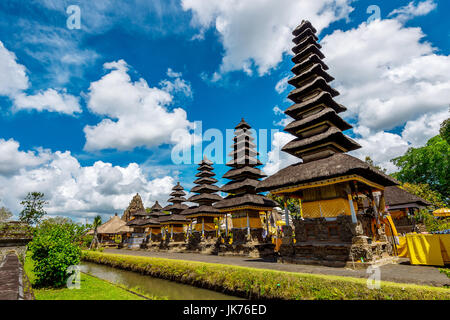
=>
[89,215,102,249]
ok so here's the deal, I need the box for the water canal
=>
[80,262,243,300]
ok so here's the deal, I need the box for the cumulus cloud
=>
[388,0,437,22]
[275,75,290,94]
[262,131,298,176]
[314,18,450,171]
[83,60,195,151]
[0,40,81,115]
[182,0,354,75]
[0,138,176,222]
[159,68,193,98]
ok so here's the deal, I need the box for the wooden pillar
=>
[149,228,152,242]
[202,217,205,237]
[283,196,289,227]
[246,211,250,236]
[225,214,228,237]
[266,211,269,238]
[346,183,357,224]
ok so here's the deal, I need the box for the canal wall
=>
[0,253,34,300]
[81,250,450,300]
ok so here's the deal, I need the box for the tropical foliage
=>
[391,135,449,205]
[19,192,48,225]
[28,218,86,287]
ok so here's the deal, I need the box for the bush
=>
[28,222,81,288]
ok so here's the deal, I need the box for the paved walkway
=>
[105,249,450,288]
[0,253,23,300]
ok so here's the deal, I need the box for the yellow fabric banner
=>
[406,234,444,266]
[439,234,450,263]
[397,236,409,258]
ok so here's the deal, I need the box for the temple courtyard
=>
[103,248,449,288]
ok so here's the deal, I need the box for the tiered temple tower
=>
[215,119,276,257]
[142,201,164,246]
[183,158,223,253]
[160,183,189,245]
[125,200,150,249]
[257,20,399,267]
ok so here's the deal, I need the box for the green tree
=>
[28,221,81,287]
[19,192,48,225]
[440,116,449,144]
[364,156,387,173]
[391,135,449,204]
[0,207,13,222]
[268,194,302,219]
[401,183,446,209]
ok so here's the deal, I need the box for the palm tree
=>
[89,215,102,249]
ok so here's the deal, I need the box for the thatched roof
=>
[284,90,346,117]
[288,63,332,86]
[284,107,352,135]
[384,186,430,209]
[159,213,188,224]
[90,215,132,235]
[150,201,163,211]
[214,194,277,210]
[292,20,317,37]
[257,153,398,192]
[288,76,339,103]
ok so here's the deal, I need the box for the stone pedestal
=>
[218,228,275,258]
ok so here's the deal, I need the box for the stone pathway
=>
[0,253,33,300]
[105,249,450,288]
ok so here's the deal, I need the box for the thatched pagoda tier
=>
[284,107,352,136]
[173,183,185,191]
[188,193,223,203]
[292,20,317,36]
[130,208,149,217]
[163,202,189,213]
[287,78,339,103]
[284,91,346,118]
[184,157,223,217]
[220,178,259,194]
[127,217,160,227]
[170,190,187,197]
[226,156,263,167]
[190,184,220,193]
[193,177,218,184]
[159,214,188,224]
[288,63,333,86]
[292,27,318,44]
[282,127,361,161]
[257,153,397,193]
[292,44,325,64]
[148,201,166,218]
[215,194,276,211]
[291,54,328,74]
[292,35,322,54]
[222,166,266,180]
[167,196,188,203]
[195,170,215,178]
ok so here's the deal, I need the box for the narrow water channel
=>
[80,262,244,300]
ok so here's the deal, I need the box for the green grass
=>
[24,254,154,300]
[82,250,450,300]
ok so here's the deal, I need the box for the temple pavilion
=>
[160,183,189,248]
[183,158,223,253]
[139,201,165,248]
[257,20,399,267]
[215,119,277,257]
[125,208,151,249]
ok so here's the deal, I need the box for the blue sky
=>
[0,0,449,222]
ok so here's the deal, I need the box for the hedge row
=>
[82,251,450,300]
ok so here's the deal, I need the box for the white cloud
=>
[388,0,437,22]
[0,139,51,176]
[275,75,290,94]
[182,0,354,75]
[0,40,81,115]
[13,89,81,114]
[0,138,175,222]
[313,18,450,171]
[159,68,193,98]
[322,19,450,132]
[263,131,298,176]
[0,42,29,96]
[83,60,195,151]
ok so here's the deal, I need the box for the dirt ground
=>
[104,249,449,288]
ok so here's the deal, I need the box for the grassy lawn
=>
[82,250,450,300]
[24,254,150,300]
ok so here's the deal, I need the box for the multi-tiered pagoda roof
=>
[183,158,223,218]
[258,20,397,192]
[215,119,276,210]
[160,183,188,223]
